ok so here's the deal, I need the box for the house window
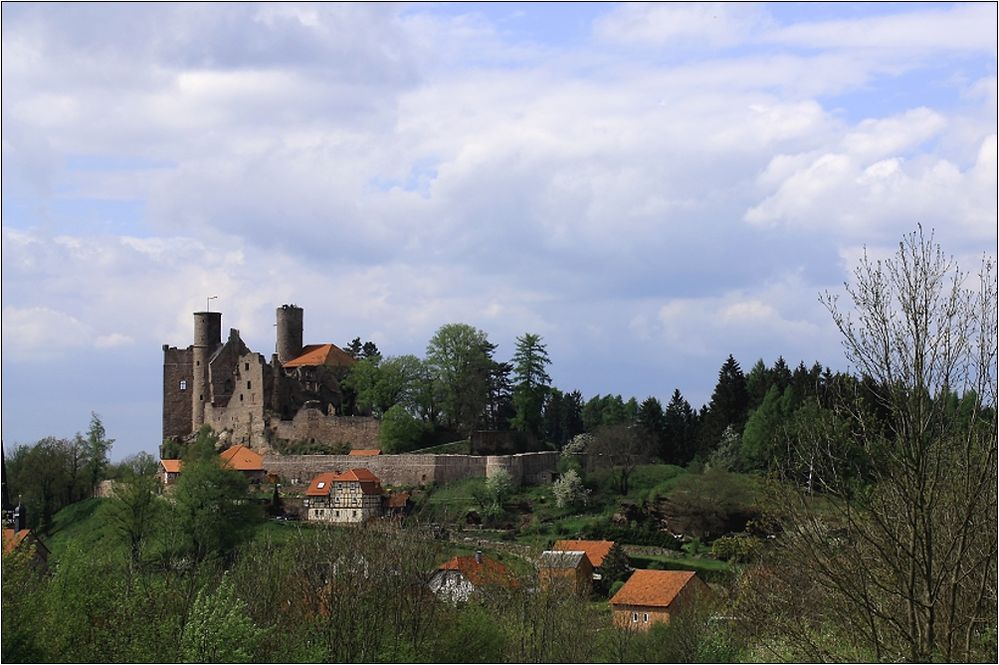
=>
[179,380,187,391]
[632,612,638,623]
[643,613,649,623]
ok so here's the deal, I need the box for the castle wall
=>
[270,410,381,450]
[262,451,560,488]
[205,352,269,450]
[207,329,250,409]
[162,345,193,440]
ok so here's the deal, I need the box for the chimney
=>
[13,499,25,532]
[475,550,482,564]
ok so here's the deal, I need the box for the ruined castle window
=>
[179,380,187,391]
[245,362,249,371]
[247,380,251,389]
[240,394,244,402]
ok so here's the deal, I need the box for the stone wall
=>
[263,450,560,488]
[205,352,269,450]
[162,345,193,440]
[270,410,381,450]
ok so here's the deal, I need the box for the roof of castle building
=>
[349,449,382,456]
[553,539,616,568]
[283,343,356,369]
[609,570,700,609]
[219,445,264,472]
[160,459,182,473]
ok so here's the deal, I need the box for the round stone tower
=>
[275,304,304,365]
[191,311,222,431]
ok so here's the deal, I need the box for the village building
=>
[159,459,183,486]
[609,569,710,630]
[2,503,49,569]
[159,444,266,486]
[552,538,628,584]
[304,468,384,523]
[538,550,593,596]
[348,449,382,457]
[429,552,515,602]
[219,444,266,483]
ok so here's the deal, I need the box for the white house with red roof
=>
[304,468,385,523]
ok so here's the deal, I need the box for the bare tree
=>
[764,228,997,662]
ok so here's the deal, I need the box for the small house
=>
[219,444,266,483]
[159,459,182,486]
[429,551,515,602]
[305,468,384,523]
[552,539,627,584]
[609,569,709,630]
[538,550,593,595]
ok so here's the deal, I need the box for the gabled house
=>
[538,550,593,595]
[609,569,710,630]
[304,468,384,523]
[552,539,628,585]
[3,503,49,569]
[219,444,266,483]
[429,551,515,602]
[159,458,183,486]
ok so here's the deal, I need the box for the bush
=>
[552,469,589,508]
[608,580,625,598]
[711,534,762,563]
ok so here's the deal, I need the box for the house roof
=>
[539,550,589,570]
[553,539,616,568]
[3,528,47,556]
[306,472,339,497]
[282,343,356,369]
[349,449,382,456]
[3,528,30,555]
[609,569,698,609]
[160,459,182,474]
[219,444,264,472]
[305,468,384,497]
[437,554,515,588]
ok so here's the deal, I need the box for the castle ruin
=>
[162,305,378,452]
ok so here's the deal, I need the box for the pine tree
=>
[510,333,552,437]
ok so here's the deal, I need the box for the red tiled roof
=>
[219,444,264,472]
[610,569,698,608]
[161,459,183,474]
[335,468,381,483]
[3,529,30,555]
[282,344,356,369]
[349,449,382,456]
[553,539,615,568]
[306,472,338,497]
[438,554,515,588]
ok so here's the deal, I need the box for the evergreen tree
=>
[664,389,697,465]
[698,355,749,460]
[636,396,667,458]
[745,359,770,410]
[510,333,552,438]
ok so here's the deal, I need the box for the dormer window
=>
[317,481,325,489]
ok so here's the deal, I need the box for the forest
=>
[3,228,996,663]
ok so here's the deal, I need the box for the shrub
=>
[711,534,762,563]
[379,405,430,453]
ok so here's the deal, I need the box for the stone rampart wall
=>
[270,410,381,450]
[262,450,560,488]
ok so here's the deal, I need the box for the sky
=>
[1,2,996,460]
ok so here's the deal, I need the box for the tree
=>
[769,228,997,662]
[698,355,749,459]
[663,389,698,465]
[425,324,494,434]
[739,385,795,471]
[181,575,263,663]
[587,424,653,495]
[102,473,161,570]
[83,412,114,497]
[510,333,552,437]
[551,469,588,509]
[636,396,667,457]
[379,404,430,453]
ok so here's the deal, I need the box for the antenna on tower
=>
[206,295,218,312]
